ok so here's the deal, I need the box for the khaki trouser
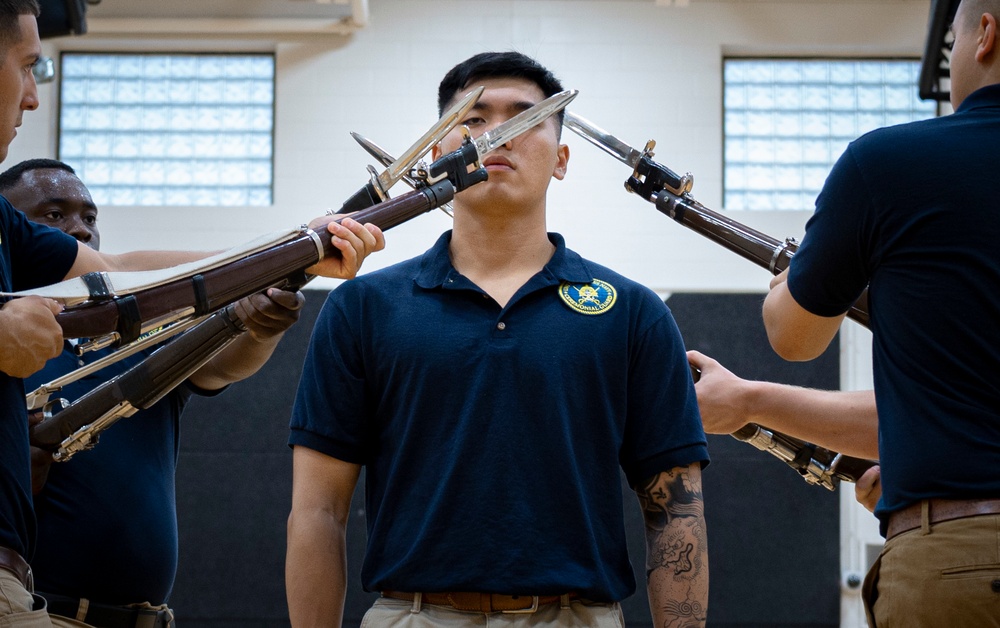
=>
[47,615,94,628]
[863,512,1000,627]
[360,596,624,628]
[0,570,50,628]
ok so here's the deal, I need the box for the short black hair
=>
[0,0,40,50]
[0,158,76,194]
[437,51,566,128]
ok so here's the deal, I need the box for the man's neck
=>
[448,204,555,307]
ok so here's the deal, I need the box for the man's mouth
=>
[483,157,514,171]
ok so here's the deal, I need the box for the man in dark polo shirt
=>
[762,1,1000,625]
[4,158,305,628]
[0,4,384,621]
[286,52,710,628]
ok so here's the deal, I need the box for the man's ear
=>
[431,144,442,162]
[976,13,997,61]
[552,144,570,181]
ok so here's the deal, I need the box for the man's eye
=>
[44,211,62,221]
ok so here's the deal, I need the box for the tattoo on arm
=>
[636,465,708,627]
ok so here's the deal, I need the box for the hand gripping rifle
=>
[565,111,877,490]
[26,88,579,461]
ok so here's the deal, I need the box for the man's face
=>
[0,15,40,163]
[433,77,569,214]
[6,168,100,250]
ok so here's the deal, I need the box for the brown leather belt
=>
[886,498,1000,541]
[382,591,577,613]
[0,545,33,591]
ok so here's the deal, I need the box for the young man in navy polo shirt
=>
[286,51,710,627]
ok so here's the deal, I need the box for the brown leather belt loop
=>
[382,591,576,614]
[886,498,1000,541]
[0,545,33,591]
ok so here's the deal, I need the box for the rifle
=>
[568,111,878,489]
[27,88,579,461]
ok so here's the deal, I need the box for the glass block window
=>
[724,59,937,211]
[58,53,275,207]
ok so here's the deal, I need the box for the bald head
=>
[949,0,1000,108]
[957,0,1000,28]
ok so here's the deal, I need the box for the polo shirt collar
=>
[956,83,1000,113]
[415,230,594,289]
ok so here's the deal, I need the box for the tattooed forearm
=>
[636,463,708,628]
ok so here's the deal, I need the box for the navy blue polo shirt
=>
[291,231,708,601]
[0,198,78,558]
[26,345,198,605]
[787,84,1000,533]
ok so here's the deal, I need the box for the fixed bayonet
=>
[339,86,484,213]
[563,110,694,198]
[421,89,578,187]
[350,132,454,217]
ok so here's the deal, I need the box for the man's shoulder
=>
[562,250,670,321]
[569,252,661,299]
[345,254,424,288]
[849,114,949,158]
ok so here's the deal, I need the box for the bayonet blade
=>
[472,89,578,160]
[350,132,453,217]
[563,111,645,169]
[563,110,693,197]
[375,85,484,194]
[339,85,484,212]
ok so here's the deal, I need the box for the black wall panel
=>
[171,291,841,627]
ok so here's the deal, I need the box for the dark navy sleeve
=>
[620,296,709,488]
[787,144,876,317]
[289,287,370,465]
[1,198,79,290]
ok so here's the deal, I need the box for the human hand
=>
[0,296,64,377]
[306,216,385,279]
[28,412,54,494]
[233,288,306,342]
[686,350,752,435]
[855,465,881,513]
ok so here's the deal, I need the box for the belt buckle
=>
[501,596,539,614]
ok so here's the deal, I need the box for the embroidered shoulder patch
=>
[558,279,617,315]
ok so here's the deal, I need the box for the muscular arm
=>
[636,463,708,628]
[762,271,846,362]
[687,351,878,460]
[287,446,361,628]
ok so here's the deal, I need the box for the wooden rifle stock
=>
[55,179,456,340]
[652,189,870,328]
[31,304,249,455]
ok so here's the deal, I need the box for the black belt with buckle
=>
[40,591,172,628]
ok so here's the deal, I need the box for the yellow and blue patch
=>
[558,279,617,315]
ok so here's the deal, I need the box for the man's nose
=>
[68,221,92,243]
